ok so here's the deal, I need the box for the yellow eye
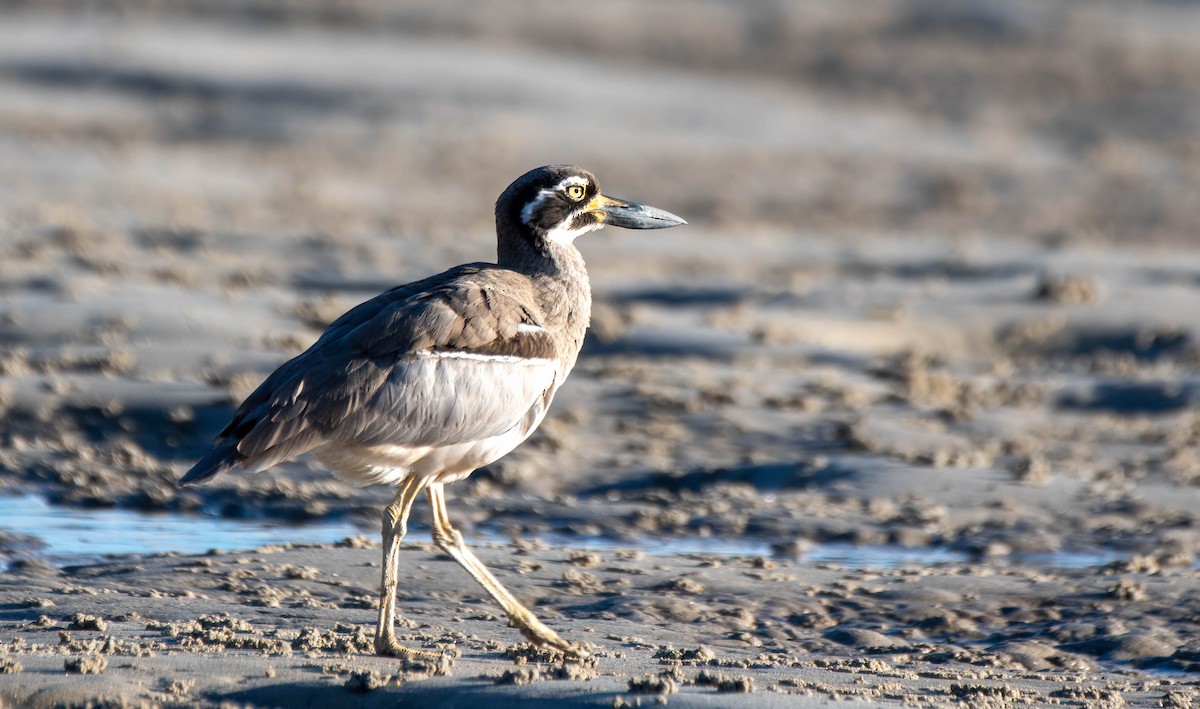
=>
[565,184,586,201]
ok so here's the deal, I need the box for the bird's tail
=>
[177,439,242,487]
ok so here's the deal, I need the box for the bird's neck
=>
[542,248,592,373]
[498,236,592,366]
[497,232,588,287]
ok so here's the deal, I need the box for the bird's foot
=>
[560,641,593,662]
[374,634,452,664]
[509,613,592,661]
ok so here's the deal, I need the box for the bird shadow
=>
[579,459,854,498]
[219,678,623,708]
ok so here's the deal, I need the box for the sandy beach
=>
[2,539,1198,707]
[2,1,1200,706]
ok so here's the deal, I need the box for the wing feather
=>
[180,265,560,484]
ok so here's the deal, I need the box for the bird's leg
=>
[374,476,440,658]
[426,482,589,659]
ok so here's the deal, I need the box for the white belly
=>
[310,386,556,488]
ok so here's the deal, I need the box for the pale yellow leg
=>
[374,476,440,658]
[426,482,589,658]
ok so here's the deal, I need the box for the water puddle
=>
[526,532,972,569]
[0,494,361,566]
[0,494,1141,570]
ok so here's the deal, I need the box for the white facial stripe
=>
[416,349,552,365]
[520,191,600,244]
[544,219,603,246]
[519,176,592,229]
[520,189,553,228]
[551,175,589,192]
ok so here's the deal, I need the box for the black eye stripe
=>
[513,173,601,243]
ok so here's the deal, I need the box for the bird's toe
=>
[374,636,449,664]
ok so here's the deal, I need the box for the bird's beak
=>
[588,194,687,230]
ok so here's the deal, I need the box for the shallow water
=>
[526,531,973,569]
[0,494,1136,570]
[0,494,361,566]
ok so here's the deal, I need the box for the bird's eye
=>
[565,184,586,201]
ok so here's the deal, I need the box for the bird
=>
[178,165,685,660]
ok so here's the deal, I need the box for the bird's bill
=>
[588,195,687,229]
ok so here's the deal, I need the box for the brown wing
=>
[180,264,558,484]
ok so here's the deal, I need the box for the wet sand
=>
[2,540,1198,707]
[3,1,1200,706]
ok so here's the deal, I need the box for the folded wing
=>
[180,266,558,485]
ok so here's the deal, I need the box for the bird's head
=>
[496,165,686,257]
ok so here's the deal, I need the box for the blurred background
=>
[4,0,1200,246]
[2,0,1200,568]
[0,1,1195,247]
